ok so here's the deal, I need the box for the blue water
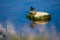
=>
[0,0,60,40]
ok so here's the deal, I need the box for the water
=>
[0,0,60,40]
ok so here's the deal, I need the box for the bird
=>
[27,6,51,28]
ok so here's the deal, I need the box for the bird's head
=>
[30,6,36,14]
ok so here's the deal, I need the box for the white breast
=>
[34,12,49,17]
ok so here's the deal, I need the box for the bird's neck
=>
[30,10,36,14]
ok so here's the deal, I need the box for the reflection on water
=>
[30,21,48,28]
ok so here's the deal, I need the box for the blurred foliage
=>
[0,31,6,40]
[9,34,21,40]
